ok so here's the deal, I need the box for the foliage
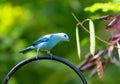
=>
[85,2,120,12]
[0,0,120,84]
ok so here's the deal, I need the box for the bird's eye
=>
[64,34,67,38]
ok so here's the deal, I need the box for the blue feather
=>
[32,34,53,46]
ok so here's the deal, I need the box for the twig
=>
[72,13,117,47]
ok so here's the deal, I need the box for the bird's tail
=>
[19,46,35,54]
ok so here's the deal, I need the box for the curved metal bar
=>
[2,56,87,84]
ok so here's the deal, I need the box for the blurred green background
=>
[1,0,120,84]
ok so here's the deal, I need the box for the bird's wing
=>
[32,34,54,46]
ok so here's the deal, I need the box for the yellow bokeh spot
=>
[85,2,120,13]
[0,3,31,36]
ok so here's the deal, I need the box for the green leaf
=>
[76,25,81,59]
[85,2,120,13]
[89,19,95,56]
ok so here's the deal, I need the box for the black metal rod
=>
[2,55,87,84]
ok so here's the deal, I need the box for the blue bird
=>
[19,33,69,56]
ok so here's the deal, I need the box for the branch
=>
[2,55,87,84]
[72,13,113,46]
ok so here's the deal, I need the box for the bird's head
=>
[56,33,70,42]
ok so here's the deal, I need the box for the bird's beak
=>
[67,39,70,42]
